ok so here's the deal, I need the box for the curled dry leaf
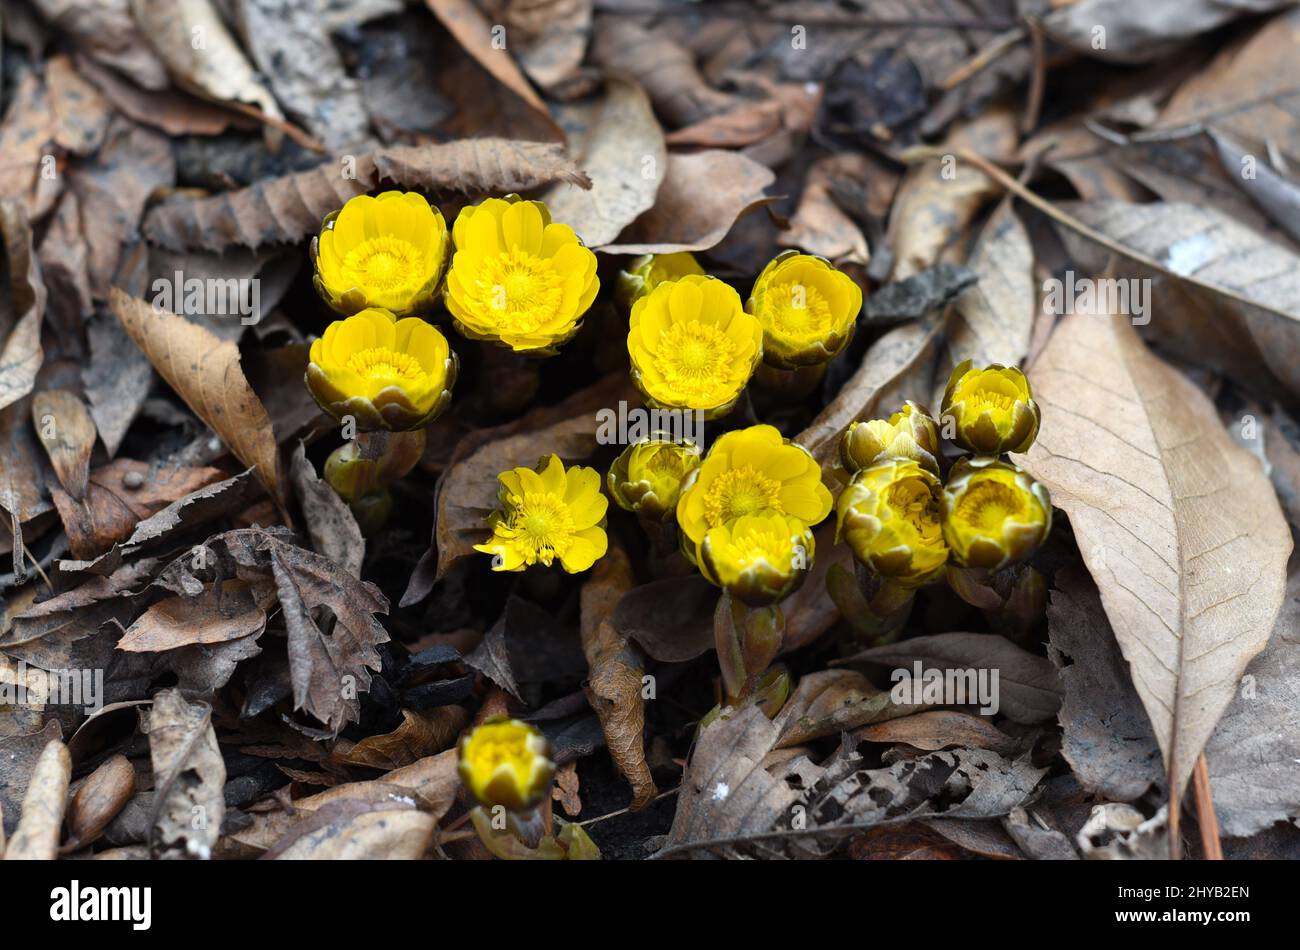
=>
[145,688,225,859]
[1022,310,1292,799]
[31,390,96,501]
[117,578,273,652]
[579,545,656,810]
[543,77,665,248]
[773,669,921,749]
[290,443,364,579]
[854,710,1021,756]
[0,200,46,414]
[110,289,282,504]
[143,138,590,253]
[331,706,469,771]
[4,737,71,860]
[75,55,249,138]
[599,150,776,255]
[63,753,136,852]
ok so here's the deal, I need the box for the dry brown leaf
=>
[483,0,592,93]
[0,74,60,219]
[579,544,656,810]
[46,54,111,156]
[0,721,61,836]
[143,138,590,253]
[774,669,921,749]
[425,0,561,136]
[665,98,785,149]
[779,153,872,266]
[31,390,95,501]
[553,760,582,816]
[144,688,225,859]
[63,753,136,852]
[543,77,665,247]
[331,706,468,771]
[289,443,363,579]
[4,736,70,859]
[269,804,436,859]
[601,150,776,255]
[854,710,1020,756]
[30,0,170,90]
[1022,310,1292,799]
[0,201,46,414]
[129,0,285,140]
[75,55,248,138]
[110,289,282,504]
[117,578,271,652]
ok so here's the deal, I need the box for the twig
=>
[940,26,1026,91]
[1192,753,1223,860]
[592,1,1017,30]
[577,786,679,827]
[1021,16,1046,136]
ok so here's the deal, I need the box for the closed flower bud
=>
[306,307,457,432]
[312,191,449,318]
[615,251,705,311]
[607,437,701,522]
[458,717,556,812]
[444,195,599,355]
[835,458,948,588]
[840,402,941,475]
[700,512,814,606]
[746,251,862,369]
[941,457,1051,570]
[940,360,1040,455]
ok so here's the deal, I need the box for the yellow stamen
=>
[345,346,428,382]
[343,236,427,292]
[656,321,738,400]
[702,465,783,527]
[475,249,565,333]
[955,481,1025,532]
[506,491,576,563]
[765,280,835,336]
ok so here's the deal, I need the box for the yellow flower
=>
[940,360,1040,455]
[747,251,862,369]
[677,425,832,561]
[836,458,948,588]
[458,717,556,812]
[474,454,609,573]
[627,275,763,419]
[444,195,599,355]
[616,251,706,310]
[941,457,1051,570]
[607,437,701,522]
[840,402,941,476]
[312,191,449,317]
[306,307,457,431]
[700,512,814,607]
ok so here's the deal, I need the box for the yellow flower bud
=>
[306,307,457,432]
[444,195,599,355]
[677,424,833,563]
[941,457,1051,570]
[458,717,556,812]
[835,458,948,588]
[627,275,764,420]
[700,512,814,606]
[615,251,705,311]
[940,360,1040,455]
[840,402,941,475]
[746,251,862,369]
[607,437,702,522]
[474,454,609,573]
[312,191,449,317]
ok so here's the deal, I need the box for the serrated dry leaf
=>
[142,138,590,253]
[600,150,776,255]
[543,77,665,247]
[0,200,46,413]
[31,390,95,501]
[144,688,224,859]
[579,544,656,810]
[110,289,282,504]
[3,736,70,859]
[290,443,363,579]
[1022,309,1292,799]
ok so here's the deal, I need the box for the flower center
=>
[955,481,1025,533]
[343,236,427,293]
[507,490,576,562]
[887,478,942,540]
[725,525,789,568]
[345,346,427,383]
[702,466,783,528]
[961,377,1022,419]
[656,321,738,400]
[476,249,565,334]
[765,281,835,338]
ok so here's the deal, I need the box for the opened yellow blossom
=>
[677,425,832,562]
[474,454,608,573]
[836,458,948,588]
[458,717,556,812]
[306,308,457,431]
[616,251,706,310]
[701,512,814,606]
[941,457,1051,570]
[747,251,862,369]
[313,191,449,317]
[607,437,702,522]
[840,402,941,476]
[941,360,1040,455]
[627,275,764,419]
[444,195,599,355]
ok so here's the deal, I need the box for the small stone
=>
[122,470,146,490]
